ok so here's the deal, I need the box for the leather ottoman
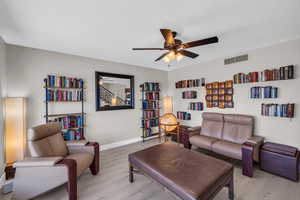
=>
[260,142,299,181]
[128,142,234,200]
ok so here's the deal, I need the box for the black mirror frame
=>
[95,71,135,111]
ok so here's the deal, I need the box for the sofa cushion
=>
[65,152,94,176]
[222,114,254,144]
[212,140,242,160]
[201,112,224,139]
[189,135,219,151]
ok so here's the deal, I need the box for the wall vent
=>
[224,54,248,65]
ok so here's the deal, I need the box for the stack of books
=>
[261,103,295,118]
[182,91,197,99]
[140,82,160,91]
[233,65,294,84]
[62,129,82,141]
[250,86,278,99]
[47,75,84,88]
[46,90,83,101]
[175,78,205,88]
[177,112,191,120]
[50,115,84,129]
[142,92,160,100]
[141,118,159,129]
[142,101,159,109]
[143,110,159,119]
[189,102,204,111]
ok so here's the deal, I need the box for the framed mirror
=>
[95,71,134,111]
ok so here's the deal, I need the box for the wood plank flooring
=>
[3,139,300,200]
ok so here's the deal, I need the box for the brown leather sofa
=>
[186,112,264,177]
[13,122,100,200]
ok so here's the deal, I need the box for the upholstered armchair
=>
[13,122,100,200]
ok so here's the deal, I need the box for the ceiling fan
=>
[132,29,219,63]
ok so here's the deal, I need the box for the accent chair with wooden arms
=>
[13,122,100,200]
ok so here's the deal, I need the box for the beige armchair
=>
[13,122,100,200]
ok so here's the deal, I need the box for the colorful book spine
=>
[143,110,160,119]
[46,89,83,101]
[177,111,191,120]
[234,65,294,84]
[182,91,197,99]
[175,78,205,88]
[261,103,294,118]
[250,86,278,99]
[189,102,204,111]
[47,75,84,88]
[50,115,84,129]
[141,118,159,129]
[140,82,160,91]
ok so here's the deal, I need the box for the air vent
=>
[224,54,248,65]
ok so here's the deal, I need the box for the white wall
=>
[6,45,168,146]
[168,39,300,149]
[0,36,7,177]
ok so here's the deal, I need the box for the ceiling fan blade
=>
[160,29,175,45]
[132,48,165,50]
[182,36,218,49]
[179,50,199,58]
[155,52,169,62]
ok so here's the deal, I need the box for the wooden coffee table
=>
[128,142,234,200]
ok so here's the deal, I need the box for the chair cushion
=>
[28,122,62,141]
[222,114,254,144]
[212,140,242,160]
[29,133,68,157]
[189,135,219,151]
[65,152,94,176]
[201,112,224,139]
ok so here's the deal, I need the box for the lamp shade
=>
[163,96,173,114]
[5,97,26,165]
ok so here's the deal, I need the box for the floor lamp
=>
[4,97,26,180]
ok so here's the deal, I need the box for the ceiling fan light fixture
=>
[176,52,183,61]
[163,56,170,63]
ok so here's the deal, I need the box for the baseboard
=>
[0,172,5,189]
[100,135,159,151]
[100,137,142,151]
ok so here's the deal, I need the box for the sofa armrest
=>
[14,157,63,167]
[66,139,88,146]
[245,136,264,146]
[187,126,201,136]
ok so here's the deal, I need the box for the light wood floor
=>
[3,139,300,200]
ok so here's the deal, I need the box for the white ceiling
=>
[1,0,300,71]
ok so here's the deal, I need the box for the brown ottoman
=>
[128,142,234,200]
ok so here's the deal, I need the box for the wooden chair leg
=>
[129,163,134,183]
[228,177,234,200]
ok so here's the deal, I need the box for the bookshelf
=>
[140,82,162,142]
[44,75,85,141]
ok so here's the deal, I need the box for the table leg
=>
[129,163,134,183]
[228,177,234,200]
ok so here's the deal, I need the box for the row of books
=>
[62,129,82,141]
[143,110,159,119]
[50,115,84,129]
[142,129,156,138]
[182,91,197,99]
[206,81,233,89]
[141,118,159,129]
[175,78,205,88]
[47,75,84,88]
[233,65,294,84]
[140,82,160,91]
[189,102,204,111]
[142,101,159,109]
[177,112,191,120]
[207,101,234,108]
[250,86,278,99]
[46,90,83,101]
[261,103,295,118]
[142,92,160,100]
